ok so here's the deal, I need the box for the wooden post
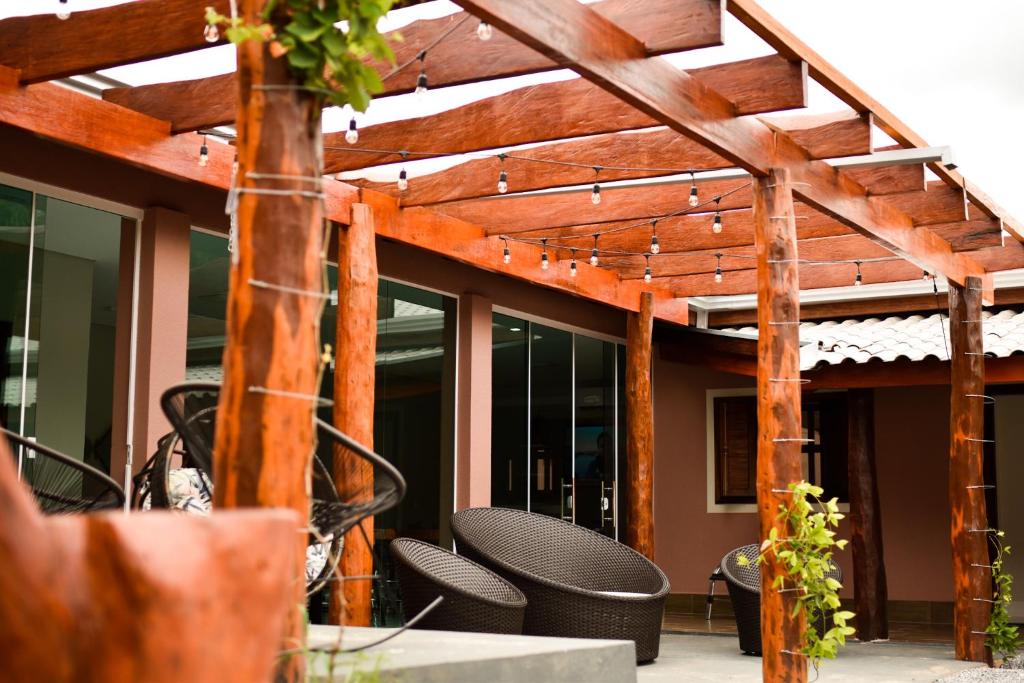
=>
[948,276,992,663]
[213,0,324,677]
[753,167,806,683]
[625,291,655,559]
[329,206,379,627]
[847,388,889,641]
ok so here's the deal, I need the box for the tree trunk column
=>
[847,388,889,641]
[948,276,991,663]
[625,291,654,560]
[214,0,325,678]
[329,205,379,627]
[753,167,806,683]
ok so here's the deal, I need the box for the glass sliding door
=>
[491,314,625,538]
[1,183,131,487]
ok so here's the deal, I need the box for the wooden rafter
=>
[324,56,808,173]
[450,0,993,294]
[100,0,723,132]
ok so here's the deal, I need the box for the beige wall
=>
[652,354,955,603]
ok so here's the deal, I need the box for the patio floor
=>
[640,633,984,683]
[664,614,956,646]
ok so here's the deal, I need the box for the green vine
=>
[986,530,1022,662]
[739,481,855,670]
[205,0,396,111]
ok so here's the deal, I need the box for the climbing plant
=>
[205,0,396,111]
[986,530,1022,662]
[739,481,855,670]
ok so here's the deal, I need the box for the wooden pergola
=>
[1,0,1019,679]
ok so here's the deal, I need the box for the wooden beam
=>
[360,189,690,326]
[101,0,723,132]
[0,0,230,83]
[804,355,1024,389]
[725,0,1022,238]
[359,113,870,207]
[325,55,807,173]
[212,2,319,677]
[847,389,889,642]
[330,206,379,628]
[947,277,992,663]
[450,0,990,290]
[625,291,655,559]
[753,167,805,681]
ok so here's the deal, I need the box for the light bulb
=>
[415,71,428,96]
[476,21,493,41]
[204,23,219,43]
[56,0,70,20]
[644,266,652,283]
[591,183,601,205]
[198,143,209,167]
[397,169,409,191]
[922,270,931,281]
[715,267,723,284]
[570,260,578,277]
[590,249,599,267]
[345,118,359,145]
[541,252,549,270]
[712,212,722,234]
[503,246,511,264]
[650,234,660,254]
[688,184,699,207]
[498,170,508,194]
[854,264,863,286]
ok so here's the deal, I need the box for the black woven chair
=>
[720,544,843,656]
[148,381,406,596]
[452,507,670,663]
[1,427,125,513]
[392,537,526,634]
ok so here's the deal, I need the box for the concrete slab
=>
[640,633,986,683]
[306,625,636,683]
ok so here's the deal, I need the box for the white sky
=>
[3,0,1023,221]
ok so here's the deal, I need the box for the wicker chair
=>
[720,544,843,656]
[452,507,670,663]
[1,427,125,513]
[392,538,527,634]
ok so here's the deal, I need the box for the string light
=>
[688,172,699,207]
[497,154,508,194]
[854,260,863,286]
[714,253,723,284]
[541,239,549,270]
[345,117,359,145]
[649,220,660,254]
[198,135,209,167]
[203,22,219,42]
[922,270,931,281]
[590,235,599,266]
[503,238,511,264]
[570,249,578,278]
[414,51,428,96]
[712,199,723,234]
[591,166,602,205]
[643,254,652,283]
[476,21,493,41]
[397,168,409,191]
[56,0,71,20]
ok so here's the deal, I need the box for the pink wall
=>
[653,353,954,603]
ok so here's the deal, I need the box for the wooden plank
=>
[449,0,991,289]
[329,206,379,628]
[361,189,690,326]
[0,0,230,83]
[211,3,319,677]
[725,0,1022,238]
[753,167,806,682]
[324,55,807,173]
[0,65,358,220]
[101,0,723,132]
[804,355,1024,389]
[847,389,889,642]
[844,164,924,196]
[358,112,870,207]
[947,277,992,663]
[625,292,655,559]
[932,219,1003,253]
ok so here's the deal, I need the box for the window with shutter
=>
[713,395,758,503]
